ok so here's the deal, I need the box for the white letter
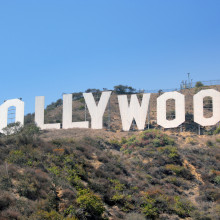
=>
[35,96,60,129]
[62,94,89,129]
[157,91,185,128]
[194,89,220,126]
[0,99,24,133]
[118,93,151,131]
[83,91,111,129]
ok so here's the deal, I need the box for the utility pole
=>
[187,73,192,88]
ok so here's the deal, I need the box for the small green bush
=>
[206,140,214,147]
[158,146,179,159]
[121,130,175,153]
[173,196,194,217]
[17,178,38,200]
[64,205,77,218]
[32,210,65,220]
[141,193,158,218]
[153,138,161,147]
[0,193,12,211]
[76,188,105,217]
[2,122,22,135]
[48,166,61,176]
[214,175,220,185]
[214,126,220,134]
[0,176,12,190]
[165,164,193,180]
[7,150,27,165]
[21,123,40,136]
[195,81,204,88]
[216,138,220,143]
[108,139,121,149]
[108,178,132,208]
[79,105,85,110]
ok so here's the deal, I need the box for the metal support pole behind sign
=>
[108,97,111,131]
[198,125,200,135]
[85,102,87,121]
[147,102,150,130]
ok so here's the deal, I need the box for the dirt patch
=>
[183,159,204,184]
[40,128,136,142]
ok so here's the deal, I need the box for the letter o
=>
[157,91,185,128]
[194,89,220,126]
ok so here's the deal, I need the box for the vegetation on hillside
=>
[0,124,219,219]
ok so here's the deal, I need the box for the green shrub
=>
[108,139,121,149]
[0,193,12,211]
[114,85,136,94]
[153,138,161,147]
[79,105,85,110]
[158,146,179,159]
[216,138,220,143]
[32,210,65,220]
[48,166,61,176]
[66,169,82,187]
[21,123,40,136]
[206,140,214,147]
[165,164,193,180]
[64,205,77,218]
[141,193,158,218]
[108,179,131,207]
[195,81,204,88]
[109,179,125,191]
[17,178,38,200]
[76,188,105,217]
[0,176,12,190]
[194,82,207,93]
[165,177,179,186]
[162,135,175,146]
[46,99,62,111]
[7,150,27,165]
[214,126,220,134]
[2,122,22,135]
[173,196,194,217]
[214,175,220,185]
[121,130,175,153]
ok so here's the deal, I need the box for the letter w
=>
[118,94,151,131]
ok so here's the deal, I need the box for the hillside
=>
[25,84,220,133]
[0,84,220,219]
[0,124,220,219]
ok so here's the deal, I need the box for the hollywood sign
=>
[0,89,220,133]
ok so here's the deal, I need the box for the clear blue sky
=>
[0,0,220,114]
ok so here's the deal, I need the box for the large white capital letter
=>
[35,96,60,130]
[83,91,111,129]
[194,89,220,126]
[63,94,89,129]
[157,91,185,128]
[118,94,151,131]
[0,99,24,133]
